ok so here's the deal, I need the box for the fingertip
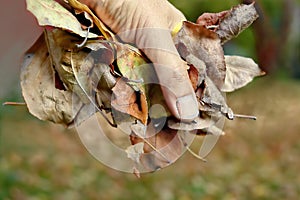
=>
[175,93,199,122]
[162,87,199,122]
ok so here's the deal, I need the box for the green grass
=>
[1,76,300,200]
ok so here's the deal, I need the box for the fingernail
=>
[176,94,199,121]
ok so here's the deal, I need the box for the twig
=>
[2,102,26,106]
[234,114,257,120]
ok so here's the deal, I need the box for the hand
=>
[80,0,199,121]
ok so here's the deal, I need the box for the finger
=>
[133,28,199,121]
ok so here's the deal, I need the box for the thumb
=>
[134,28,199,121]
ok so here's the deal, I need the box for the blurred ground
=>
[1,76,300,200]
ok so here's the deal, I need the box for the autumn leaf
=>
[222,55,265,92]
[168,116,213,131]
[174,21,226,89]
[196,125,225,136]
[111,78,148,125]
[199,77,234,120]
[186,54,207,90]
[26,0,98,38]
[216,3,259,44]
[197,11,229,27]
[20,33,83,126]
[45,29,93,103]
[130,124,183,171]
[66,0,114,40]
[91,63,117,109]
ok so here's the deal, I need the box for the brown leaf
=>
[67,0,114,40]
[91,63,116,109]
[196,125,225,136]
[74,10,94,30]
[199,77,234,120]
[20,33,83,125]
[111,78,148,125]
[197,11,229,27]
[45,29,114,105]
[85,40,114,65]
[168,116,213,131]
[222,55,265,92]
[216,3,259,44]
[130,124,183,171]
[45,29,93,103]
[186,54,206,90]
[26,0,98,38]
[174,21,226,89]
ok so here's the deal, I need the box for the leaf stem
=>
[76,27,90,48]
[141,137,171,164]
[186,146,207,162]
[234,114,257,120]
[2,102,26,106]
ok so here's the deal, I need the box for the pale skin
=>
[79,0,199,121]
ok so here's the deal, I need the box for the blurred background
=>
[0,0,299,199]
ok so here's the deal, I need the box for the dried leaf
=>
[196,125,225,136]
[130,125,183,171]
[74,10,94,30]
[111,78,148,124]
[222,56,265,92]
[168,116,213,131]
[200,77,234,120]
[116,44,157,90]
[66,0,114,40]
[91,63,116,108]
[45,29,93,103]
[20,33,83,125]
[125,143,144,164]
[174,21,226,89]
[216,3,259,44]
[197,11,229,27]
[85,40,114,65]
[26,0,98,38]
[186,54,206,90]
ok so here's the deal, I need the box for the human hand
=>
[80,0,199,121]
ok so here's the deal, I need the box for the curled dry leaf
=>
[222,56,265,92]
[20,34,83,125]
[26,0,98,38]
[66,0,114,40]
[216,3,259,44]
[174,21,226,89]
